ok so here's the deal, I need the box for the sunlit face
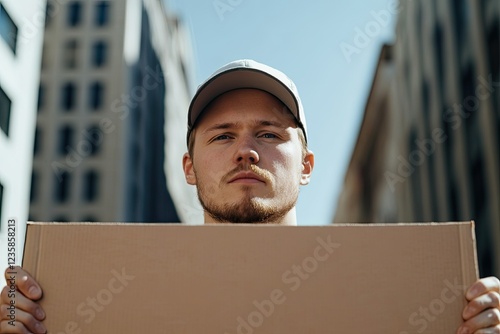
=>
[183,89,314,225]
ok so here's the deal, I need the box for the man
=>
[1,59,499,333]
[183,59,313,226]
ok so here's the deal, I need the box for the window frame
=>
[95,1,110,27]
[67,1,83,27]
[0,85,12,137]
[0,3,18,53]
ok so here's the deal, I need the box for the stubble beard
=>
[195,166,299,224]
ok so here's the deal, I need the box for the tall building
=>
[334,45,399,224]
[0,0,45,276]
[29,0,201,224]
[334,0,500,277]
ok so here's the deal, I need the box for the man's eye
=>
[214,134,231,141]
[261,133,277,139]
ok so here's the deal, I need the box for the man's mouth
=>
[228,172,266,184]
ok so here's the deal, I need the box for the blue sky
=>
[166,0,397,225]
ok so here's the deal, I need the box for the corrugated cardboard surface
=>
[23,222,478,333]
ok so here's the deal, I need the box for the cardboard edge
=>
[21,220,479,333]
[470,220,480,279]
[458,221,480,283]
[25,221,473,227]
[22,223,42,278]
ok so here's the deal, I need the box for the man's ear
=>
[300,150,314,185]
[182,152,197,185]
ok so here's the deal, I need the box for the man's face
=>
[183,89,314,225]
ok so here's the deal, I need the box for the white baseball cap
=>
[187,59,307,143]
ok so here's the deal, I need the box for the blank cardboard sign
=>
[22,222,478,333]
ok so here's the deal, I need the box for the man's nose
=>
[234,137,260,164]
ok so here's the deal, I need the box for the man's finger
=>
[459,308,500,333]
[0,319,31,334]
[3,266,42,301]
[0,284,45,321]
[473,324,500,333]
[466,277,500,301]
[0,305,46,333]
[463,291,500,320]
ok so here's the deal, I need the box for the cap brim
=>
[188,68,301,130]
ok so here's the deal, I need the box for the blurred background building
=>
[2,0,498,282]
[29,0,201,224]
[334,0,500,277]
[0,0,45,278]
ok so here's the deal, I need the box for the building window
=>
[61,82,76,111]
[89,82,104,110]
[33,127,41,155]
[442,109,458,221]
[404,60,412,109]
[54,172,70,203]
[95,2,110,27]
[37,84,44,111]
[67,2,82,27]
[442,106,454,151]
[92,41,107,67]
[417,1,423,49]
[45,1,54,27]
[433,23,445,95]
[422,79,430,121]
[428,152,439,219]
[488,20,499,81]
[488,18,500,138]
[448,180,459,221]
[0,183,3,225]
[64,40,79,69]
[87,125,101,155]
[0,4,18,53]
[409,129,424,222]
[41,44,48,69]
[30,171,37,203]
[180,61,189,93]
[58,125,74,155]
[462,63,477,141]
[462,64,475,100]
[452,0,470,45]
[471,154,486,218]
[0,86,12,136]
[83,170,99,202]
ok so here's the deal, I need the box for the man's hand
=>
[0,266,46,333]
[458,276,500,333]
